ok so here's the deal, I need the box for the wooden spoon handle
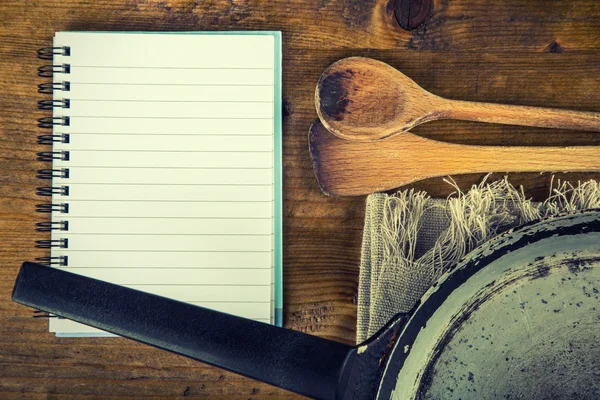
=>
[442,99,600,132]
[309,121,600,196]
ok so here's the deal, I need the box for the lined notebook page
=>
[47,32,281,336]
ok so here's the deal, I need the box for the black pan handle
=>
[12,262,353,400]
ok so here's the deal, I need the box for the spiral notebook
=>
[36,31,283,337]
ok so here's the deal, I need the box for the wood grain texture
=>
[310,121,600,196]
[0,0,599,398]
[316,57,600,141]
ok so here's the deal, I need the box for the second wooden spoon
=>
[309,120,600,196]
[316,57,600,141]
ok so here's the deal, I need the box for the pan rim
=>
[375,209,600,400]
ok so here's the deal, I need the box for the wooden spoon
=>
[309,120,600,196]
[316,57,600,142]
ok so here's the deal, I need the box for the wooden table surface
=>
[1,0,599,398]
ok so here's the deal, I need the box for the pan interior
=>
[381,213,600,400]
[416,258,600,400]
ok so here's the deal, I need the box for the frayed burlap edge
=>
[357,177,600,343]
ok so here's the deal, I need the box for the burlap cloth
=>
[357,178,600,343]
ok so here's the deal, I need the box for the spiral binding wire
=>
[36,186,69,196]
[36,46,71,262]
[35,256,68,266]
[38,64,71,77]
[33,310,66,319]
[38,116,70,128]
[33,310,64,319]
[37,46,71,60]
[38,82,70,94]
[36,203,69,213]
[38,99,70,110]
[37,168,69,179]
[37,151,70,161]
[37,134,70,145]
[36,221,69,232]
[35,239,68,249]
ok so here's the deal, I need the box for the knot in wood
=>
[392,0,432,31]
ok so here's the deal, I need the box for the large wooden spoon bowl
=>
[316,57,600,142]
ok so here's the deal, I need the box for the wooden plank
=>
[1,0,600,51]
